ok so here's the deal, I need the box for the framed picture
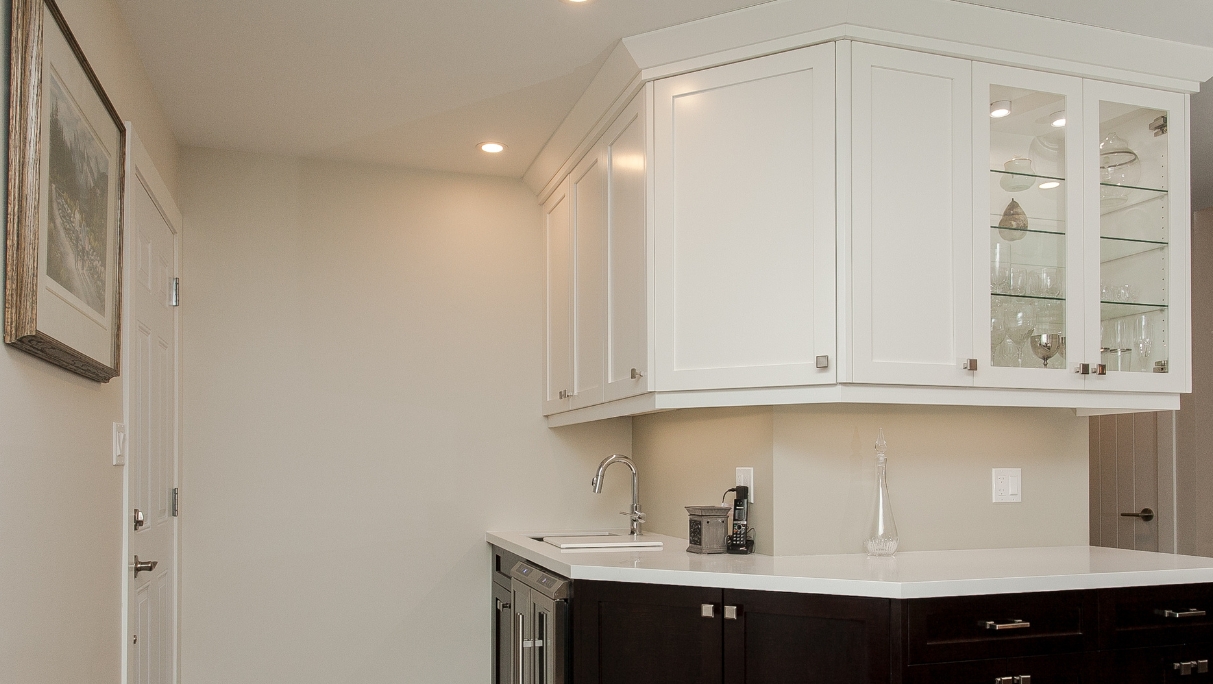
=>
[4,0,126,382]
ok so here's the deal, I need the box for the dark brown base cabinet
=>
[568,581,1213,684]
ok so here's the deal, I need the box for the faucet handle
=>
[620,511,647,522]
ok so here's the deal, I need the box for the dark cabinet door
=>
[904,652,1084,684]
[572,580,724,684]
[721,589,891,684]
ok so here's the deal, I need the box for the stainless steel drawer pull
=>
[982,619,1031,631]
[994,676,1031,684]
[724,605,740,620]
[701,603,716,618]
[1157,608,1207,619]
[1173,660,1209,676]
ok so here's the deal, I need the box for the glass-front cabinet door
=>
[1083,81,1189,393]
[974,64,1086,389]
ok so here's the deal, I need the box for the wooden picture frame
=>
[4,0,126,381]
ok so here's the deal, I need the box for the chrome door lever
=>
[131,556,158,578]
[1121,508,1155,522]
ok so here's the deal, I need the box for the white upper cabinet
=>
[543,178,573,415]
[1082,81,1190,394]
[972,63,1088,390]
[849,43,973,387]
[603,91,652,403]
[536,26,1199,422]
[653,44,837,391]
[570,142,607,408]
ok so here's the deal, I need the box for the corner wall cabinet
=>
[541,36,1195,424]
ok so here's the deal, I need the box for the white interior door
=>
[123,129,180,684]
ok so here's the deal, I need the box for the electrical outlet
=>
[112,423,126,466]
[736,467,754,503]
[992,468,1021,503]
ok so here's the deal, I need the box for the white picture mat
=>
[34,4,121,363]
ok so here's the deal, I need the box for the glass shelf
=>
[1100,235,1168,263]
[1099,183,1168,216]
[990,169,1066,183]
[992,292,1065,303]
[989,225,1065,238]
[1101,301,1168,319]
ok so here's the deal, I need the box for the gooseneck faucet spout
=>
[592,454,645,536]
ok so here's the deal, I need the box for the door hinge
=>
[172,488,179,517]
[170,278,180,307]
[1150,115,1168,137]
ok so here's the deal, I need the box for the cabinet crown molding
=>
[526,0,1213,201]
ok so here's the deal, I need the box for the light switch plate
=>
[112,422,126,466]
[993,468,1021,503]
[736,467,754,503]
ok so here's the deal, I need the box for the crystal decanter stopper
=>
[865,428,899,557]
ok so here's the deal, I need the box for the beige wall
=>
[1178,207,1213,557]
[0,2,177,683]
[177,148,632,683]
[633,407,775,554]
[633,404,1089,557]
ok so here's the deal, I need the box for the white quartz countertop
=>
[487,530,1213,599]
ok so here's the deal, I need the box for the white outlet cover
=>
[992,468,1021,503]
[736,467,754,503]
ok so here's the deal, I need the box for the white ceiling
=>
[117,0,1212,203]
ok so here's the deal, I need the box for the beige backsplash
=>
[633,404,1089,556]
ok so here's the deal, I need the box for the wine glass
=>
[1029,333,1065,368]
[1002,303,1036,367]
[1133,314,1154,372]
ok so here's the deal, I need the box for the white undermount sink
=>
[536,533,664,550]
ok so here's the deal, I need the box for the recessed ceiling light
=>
[990,100,1011,118]
[563,0,591,3]
[1039,181,1061,189]
[479,142,505,154]
[1050,111,1066,128]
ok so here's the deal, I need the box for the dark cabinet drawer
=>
[1091,643,1213,683]
[906,591,1096,664]
[1100,584,1213,650]
[904,652,1084,684]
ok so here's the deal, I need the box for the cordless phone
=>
[727,485,754,554]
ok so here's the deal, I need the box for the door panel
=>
[654,44,836,391]
[573,580,723,684]
[722,589,890,684]
[125,154,179,684]
[1090,412,1162,551]
[572,150,606,408]
[544,179,573,414]
[850,43,973,386]
[604,91,651,402]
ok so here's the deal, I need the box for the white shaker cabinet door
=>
[603,91,652,402]
[849,43,975,386]
[653,44,837,391]
[543,177,574,414]
[571,144,607,409]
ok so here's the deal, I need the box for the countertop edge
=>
[487,532,1213,599]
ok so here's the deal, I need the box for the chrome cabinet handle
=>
[133,509,145,531]
[516,612,524,684]
[816,355,830,369]
[1174,660,1209,676]
[724,605,740,620]
[131,556,158,577]
[1157,608,1207,619]
[962,358,978,371]
[1121,508,1155,522]
[994,676,1031,684]
[982,619,1030,631]
[701,603,715,618]
[630,368,644,380]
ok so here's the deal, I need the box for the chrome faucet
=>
[592,454,645,536]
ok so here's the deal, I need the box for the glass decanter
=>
[864,429,899,557]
